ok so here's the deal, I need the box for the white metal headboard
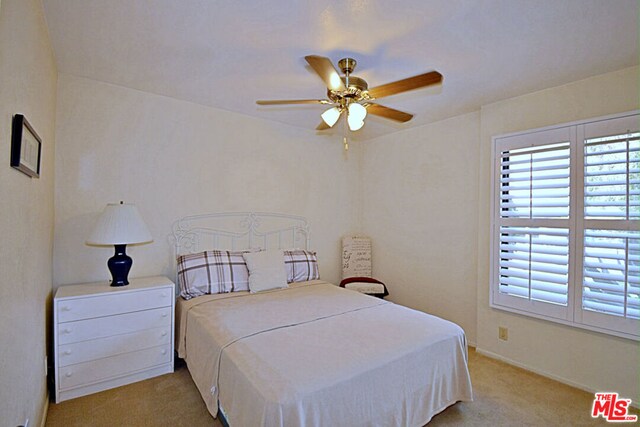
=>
[172,212,310,256]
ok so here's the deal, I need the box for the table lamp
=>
[86,201,153,286]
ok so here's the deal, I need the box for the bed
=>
[173,212,473,426]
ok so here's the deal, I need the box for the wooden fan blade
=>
[305,55,347,91]
[316,121,330,131]
[367,71,442,99]
[365,103,413,122]
[256,99,331,105]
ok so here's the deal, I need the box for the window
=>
[491,111,639,340]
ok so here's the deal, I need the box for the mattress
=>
[176,280,473,427]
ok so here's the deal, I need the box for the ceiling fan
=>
[256,55,443,133]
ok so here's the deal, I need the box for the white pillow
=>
[243,249,289,293]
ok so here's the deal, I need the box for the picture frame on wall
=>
[11,114,42,178]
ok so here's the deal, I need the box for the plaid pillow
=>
[177,250,251,299]
[284,249,319,283]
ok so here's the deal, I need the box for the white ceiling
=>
[42,0,638,141]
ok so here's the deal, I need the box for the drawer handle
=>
[161,292,168,297]
[161,331,168,337]
[60,306,71,312]
[161,313,168,318]
[64,350,72,355]
[63,328,72,334]
[65,372,72,377]
[161,349,167,355]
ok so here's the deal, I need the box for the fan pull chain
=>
[343,113,349,151]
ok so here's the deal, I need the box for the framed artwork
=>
[11,114,42,178]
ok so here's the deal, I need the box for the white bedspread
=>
[176,280,473,427]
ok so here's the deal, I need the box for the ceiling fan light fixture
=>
[321,106,341,127]
[348,102,367,121]
[347,103,367,131]
[348,116,365,131]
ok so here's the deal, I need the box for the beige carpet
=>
[46,348,636,426]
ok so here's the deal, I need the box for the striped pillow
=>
[284,249,320,283]
[177,250,251,299]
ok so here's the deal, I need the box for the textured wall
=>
[476,66,639,402]
[0,0,57,426]
[53,74,360,289]
[361,112,481,344]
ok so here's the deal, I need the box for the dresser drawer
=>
[58,326,171,367]
[58,344,172,390]
[58,306,171,345]
[57,287,172,322]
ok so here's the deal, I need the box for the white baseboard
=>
[40,392,49,427]
[475,347,639,409]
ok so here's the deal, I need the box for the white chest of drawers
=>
[53,276,175,402]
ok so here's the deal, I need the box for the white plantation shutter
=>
[576,118,640,336]
[582,229,640,319]
[498,226,569,305]
[499,143,571,219]
[493,128,572,320]
[492,111,640,340]
[583,133,640,219]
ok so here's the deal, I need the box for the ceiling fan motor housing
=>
[327,76,369,102]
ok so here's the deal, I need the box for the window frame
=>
[490,110,639,341]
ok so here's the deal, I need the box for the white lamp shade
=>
[321,107,341,127]
[86,203,153,246]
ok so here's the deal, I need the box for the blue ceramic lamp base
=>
[108,244,132,286]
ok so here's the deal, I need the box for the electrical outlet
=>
[498,326,509,341]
